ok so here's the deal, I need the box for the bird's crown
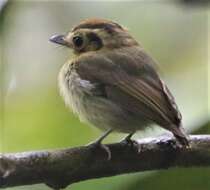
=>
[72,18,125,33]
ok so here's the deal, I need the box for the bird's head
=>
[50,18,138,54]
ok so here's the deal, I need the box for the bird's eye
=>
[72,36,84,48]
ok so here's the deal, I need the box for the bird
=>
[50,18,189,155]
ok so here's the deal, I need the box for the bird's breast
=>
[58,62,95,122]
[58,62,147,133]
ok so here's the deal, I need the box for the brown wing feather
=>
[76,47,188,144]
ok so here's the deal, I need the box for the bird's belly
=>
[59,64,147,133]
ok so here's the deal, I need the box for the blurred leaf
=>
[122,168,210,190]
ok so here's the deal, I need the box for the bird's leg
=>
[121,132,135,144]
[94,129,113,144]
[121,132,141,152]
[125,133,135,142]
[88,129,113,160]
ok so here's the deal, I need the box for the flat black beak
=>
[49,34,68,46]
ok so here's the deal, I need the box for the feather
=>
[75,46,188,145]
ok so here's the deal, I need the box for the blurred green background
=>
[0,1,210,190]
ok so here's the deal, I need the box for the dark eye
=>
[72,36,84,48]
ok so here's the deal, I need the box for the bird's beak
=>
[49,34,72,48]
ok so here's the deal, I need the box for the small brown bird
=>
[50,18,189,152]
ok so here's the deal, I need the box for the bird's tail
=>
[171,124,189,147]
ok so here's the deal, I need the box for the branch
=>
[1,135,210,189]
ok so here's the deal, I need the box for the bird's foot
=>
[121,136,135,146]
[121,134,141,153]
[87,129,113,160]
[88,140,111,160]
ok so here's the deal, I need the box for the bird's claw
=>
[121,137,134,146]
[121,138,141,153]
[88,141,111,160]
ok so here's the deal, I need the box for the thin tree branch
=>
[0,134,210,189]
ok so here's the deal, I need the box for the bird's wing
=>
[75,47,183,134]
